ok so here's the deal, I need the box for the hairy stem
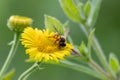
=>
[89,59,112,80]
[0,33,20,79]
[58,60,108,80]
[79,24,116,79]
[18,62,40,80]
[72,49,111,80]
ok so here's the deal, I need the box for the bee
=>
[51,26,70,47]
[59,36,66,47]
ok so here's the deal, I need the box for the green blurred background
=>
[0,0,120,80]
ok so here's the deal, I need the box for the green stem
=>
[18,62,39,80]
[79,24,116,79]
[72,49,110,80]
[79,0,116,78]
[89,59,111,80]
[0,33,20,79]
[57,60,108,80]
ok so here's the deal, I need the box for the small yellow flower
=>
[7,15,33,32]
[21,27,73,62]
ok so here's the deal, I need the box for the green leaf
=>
[2,69,15,80]
[77,2,84,12]
[88,28,95,58]
[63,21,69,28]
[109,53,120,73]
[84,1,91,18]
[86,0,102,27]
[59,0,84,23]
[77,2,85,20]
[45,15,64,34]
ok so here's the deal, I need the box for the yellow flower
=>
[21,27,73,62]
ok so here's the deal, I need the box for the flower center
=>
[37,35,60,53]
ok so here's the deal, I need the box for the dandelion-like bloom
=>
[21,27,73,62]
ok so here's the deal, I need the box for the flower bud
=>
[7,15,33,32]
[78,41,90,62]
[109,53,120,73]
[79,41,88,56]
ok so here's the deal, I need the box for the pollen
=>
[21,27,73,62]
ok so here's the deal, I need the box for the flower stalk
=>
[0,33,20,79]
[18,62,40,80]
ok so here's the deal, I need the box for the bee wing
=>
[64,28,70,39]
[53,26,61,35]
